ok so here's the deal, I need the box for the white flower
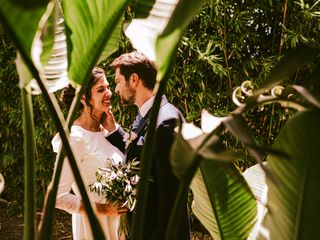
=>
[125,184,132,193]
[109,171,117,180]
[178,110,227,140]
[130,175,140,185]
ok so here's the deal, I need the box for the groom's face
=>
[114,68,136,105]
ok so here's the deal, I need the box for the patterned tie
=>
[131,112,143,133]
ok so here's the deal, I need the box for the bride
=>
[51,67,127,239]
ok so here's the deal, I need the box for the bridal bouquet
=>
[90,158,140,211]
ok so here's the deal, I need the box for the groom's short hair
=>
[110,51,157,90]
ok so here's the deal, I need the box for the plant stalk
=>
[21,88,36,240]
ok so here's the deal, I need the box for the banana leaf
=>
[170,119,257,240]
[61,0,128,86]
[125,0,209,80]
[242,163,268,240]
[0,0,49,63]
[258,109,320,240]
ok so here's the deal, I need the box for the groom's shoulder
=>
[157,101,184,127]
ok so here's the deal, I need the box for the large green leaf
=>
[15,6,69,94]
[61,0,129,86]
[29,6,69,94]
[242,163,268,240]
[171,122,257,240]
[156,0,209,80]
[259,109,320,240]
[191,159,257,240]
[0,0,57,90]
[125,0,209,79]
[0,0,50,60]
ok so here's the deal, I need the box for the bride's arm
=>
[54,157,81,213]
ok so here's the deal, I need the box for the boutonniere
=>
[123,131,138,148]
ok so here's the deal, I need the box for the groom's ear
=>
[129,73,139,87]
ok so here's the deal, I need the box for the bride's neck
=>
[74,110,102,132]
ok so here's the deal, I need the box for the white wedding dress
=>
[52,125,124,240]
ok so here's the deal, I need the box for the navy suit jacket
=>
[107,96,190,240]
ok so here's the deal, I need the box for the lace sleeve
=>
[56,193,81,214]
[54,157,82,214]
[51,128,90,214]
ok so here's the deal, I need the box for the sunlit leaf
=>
[201,109,226,133]
[61,0,129,86]
[0,0,59,92]
[232,86,245,106]
[97,19,124,64]
[125,0,177,62]
[171,121,257,239]
[30,12,69,94]
[259,110,320,240]
[125,0,209,79]
[171,126,202,180]
[243,163,268,240]
[191,155,257,240]
[0,0,50,60]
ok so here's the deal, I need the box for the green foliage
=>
[165,0,320,169]
[0,24,24,212]
[262,109,320,239]
[0,24,57,213]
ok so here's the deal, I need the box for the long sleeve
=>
[51,131,90,214]
[55,157,81,213]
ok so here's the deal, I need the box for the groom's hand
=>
[101,108,117,132]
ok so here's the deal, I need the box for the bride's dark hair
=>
[60,67,106,113]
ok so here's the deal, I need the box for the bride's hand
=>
[101,108,117,132]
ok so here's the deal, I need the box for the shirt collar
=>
[139,96,155,117]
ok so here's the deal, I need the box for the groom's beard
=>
[120,87,136,106]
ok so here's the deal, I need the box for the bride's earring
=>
[80,96,89,120]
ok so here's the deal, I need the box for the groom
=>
[103,51,190,239]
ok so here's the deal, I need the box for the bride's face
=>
[88,77,112,113]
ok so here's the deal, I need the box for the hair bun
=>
[60,84,75,110]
